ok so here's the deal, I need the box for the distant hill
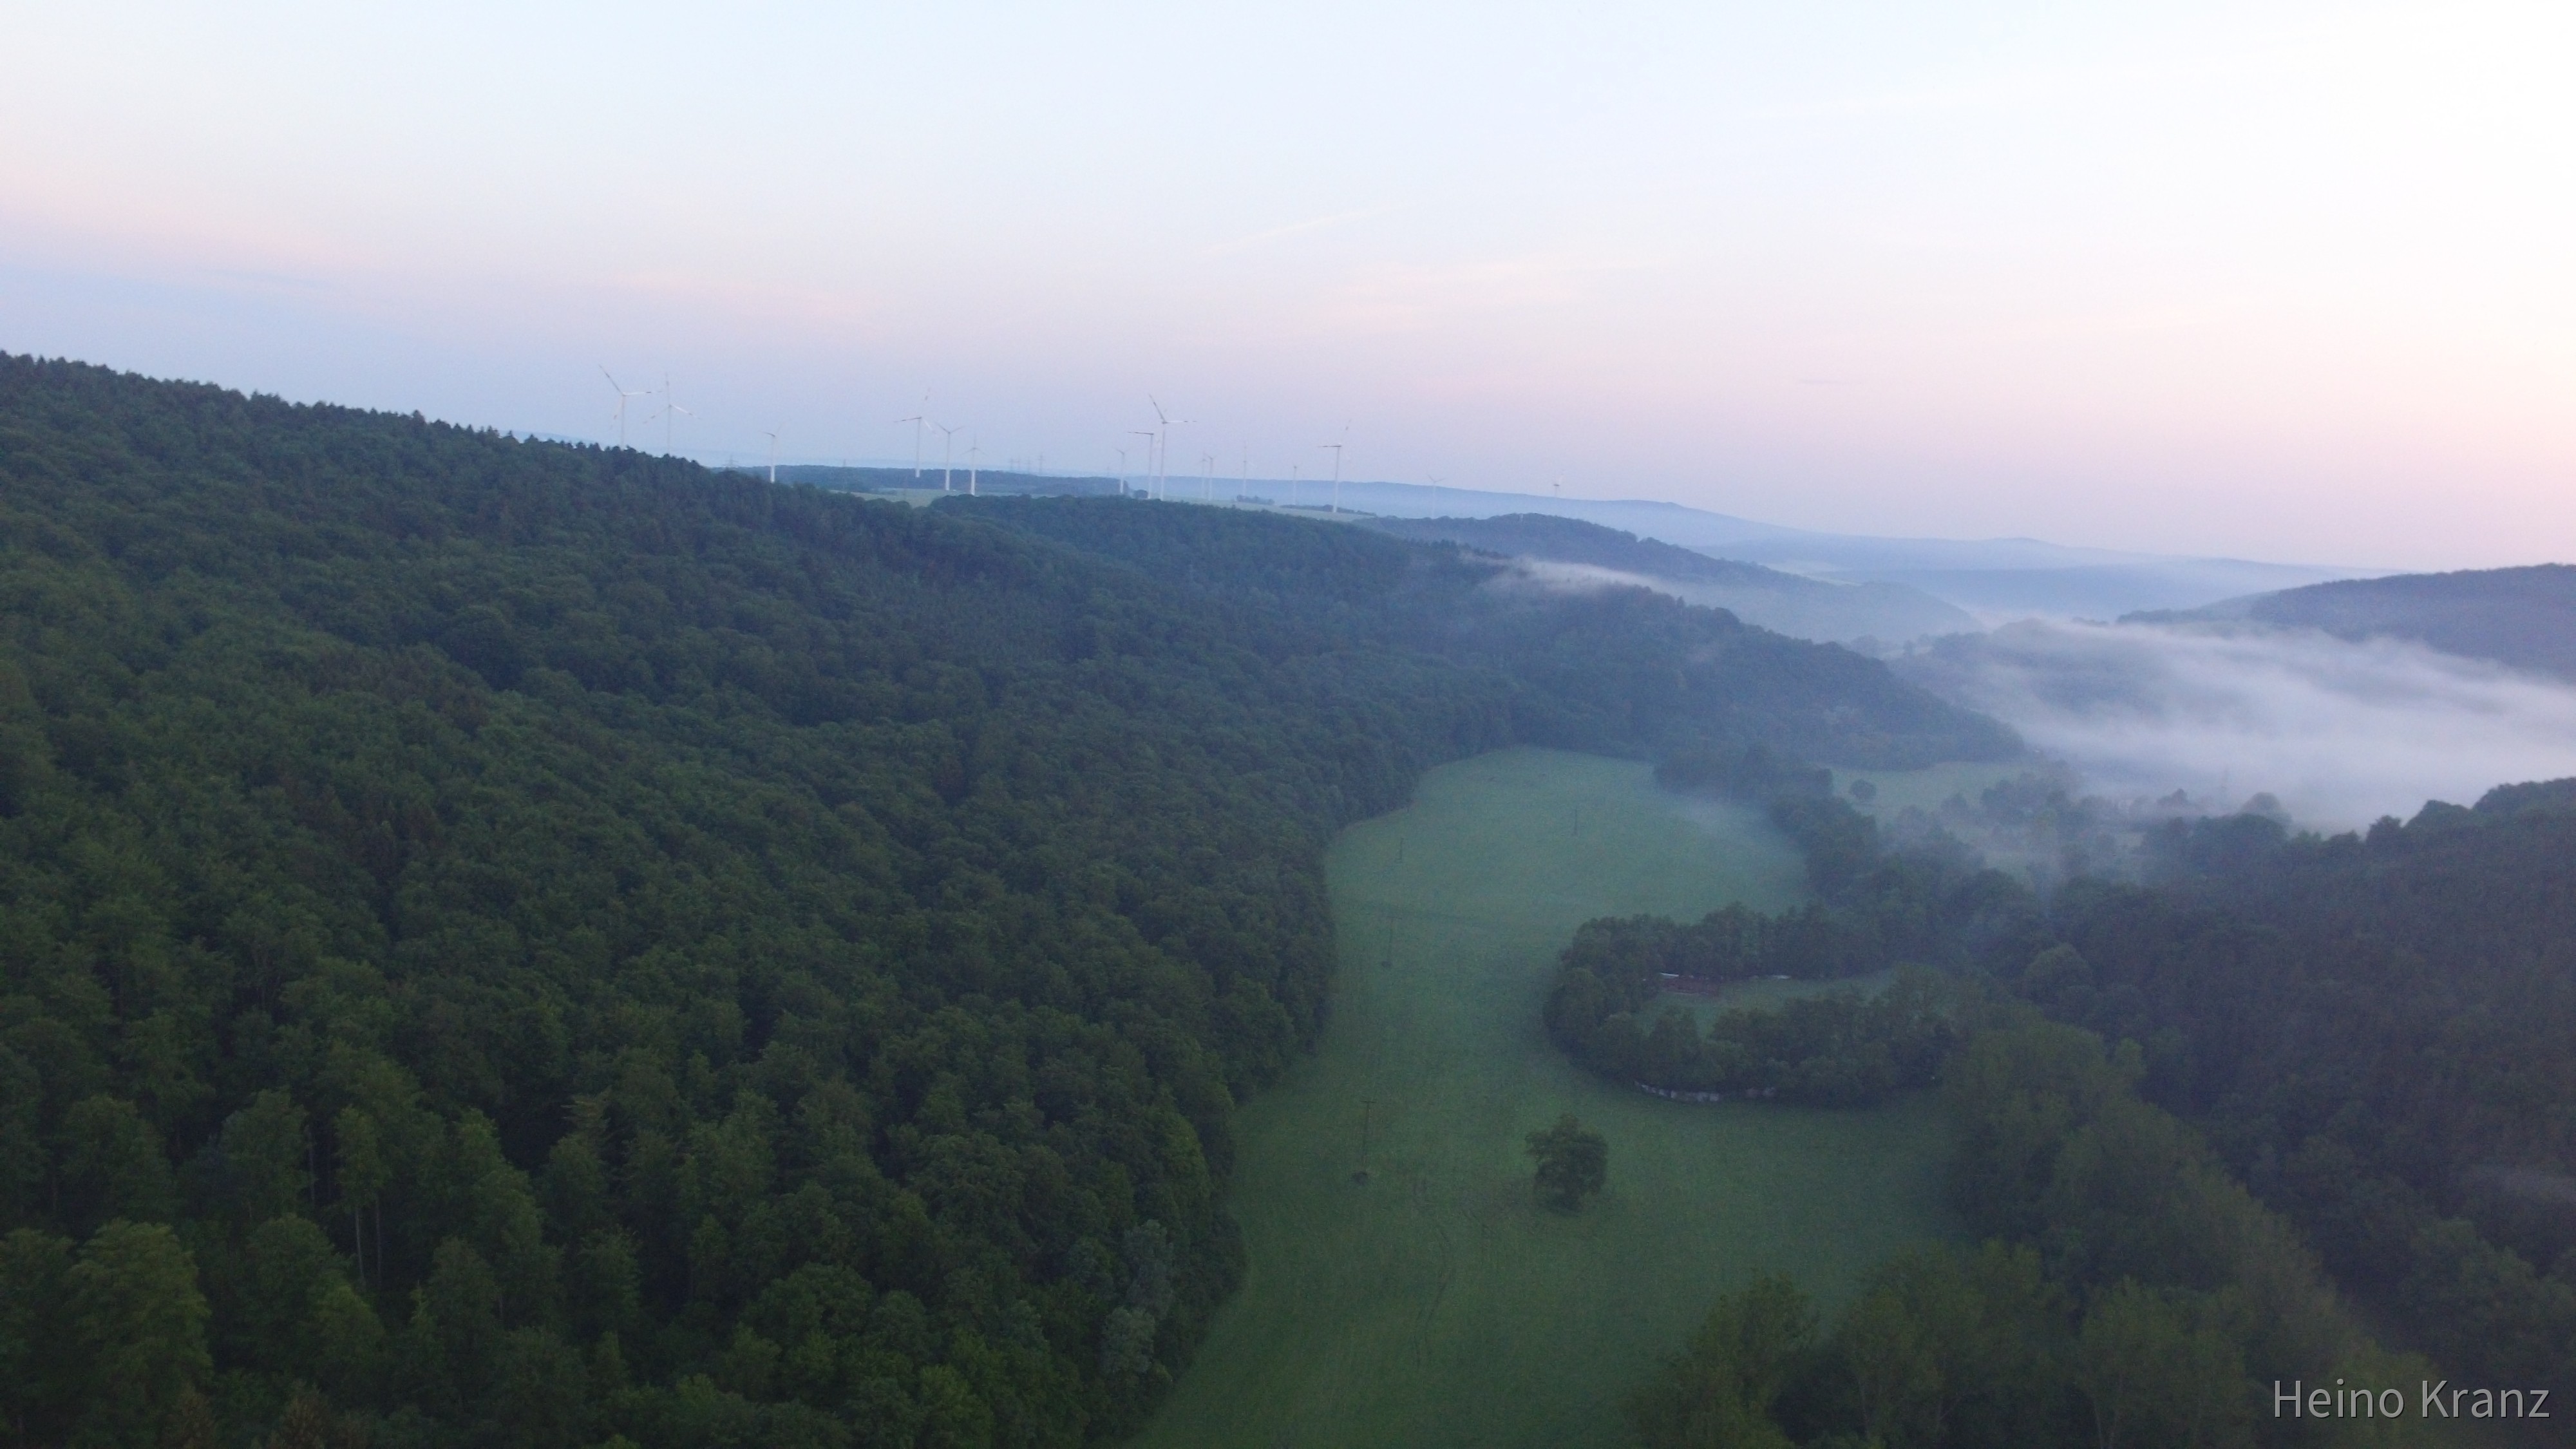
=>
[734,462,1122,497]
[2139,564,2576,681]
[1357,513,1978,645]
[1232,477,2371,620]
[715,470,2373,621]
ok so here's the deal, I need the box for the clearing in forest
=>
[1131,748,1956,1449]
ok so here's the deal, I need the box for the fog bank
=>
[1896,621,2576,830]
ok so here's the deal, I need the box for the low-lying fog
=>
[1895,621,2576,831]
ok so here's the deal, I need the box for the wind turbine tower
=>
[761,427,782,484]
[1128,430,1156,498]
[934,422,960,491]
[896,399,928,478]
[966,435,980,495]
[655,374,693,455]
[1148,397,1191,502]
[1319,437,1346,515]
[601,367,650,448]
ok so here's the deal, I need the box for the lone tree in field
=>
[1526,1113,1609,1212]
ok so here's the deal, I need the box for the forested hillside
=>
[0,355,2005,1449]
[2031,788,2576,1405]
[1573,750,2576,1442]
[947,498,2009,767]
[2142,564,2576,680]
[1360,513,1811,589]
[1353,513,1978,645]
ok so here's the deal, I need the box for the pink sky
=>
[4,2,2570,568]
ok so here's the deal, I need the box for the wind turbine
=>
[654,374,693,454]
[1128,430,1156,498]
[934,422,960,491]
[601,367,650,448]
[1149,396,1191,501]
[760,427,782,484]
[1112,446,1128,492]
[1200,452,1217,502]
[966,434,981,495]
[1318,430,1347,515]
[895,397,929,478]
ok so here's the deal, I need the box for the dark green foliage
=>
[1637,1023,2439,1449]
[951,499,2020,772]
[67,1220,215,1448]
[1546,748,2036,1103]
[1628,1273,1813,1449]
[1595,746,2561,1439]
[1548,958,1960,1106]
[2019,786,2576,1408]
[1522,1113,1608,1213]
[0,357,1399,1443]
[0,357,2006,1445]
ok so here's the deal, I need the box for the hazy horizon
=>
[6,3,2572,572]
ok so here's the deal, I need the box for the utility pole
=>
[1356,1097,1376,1185]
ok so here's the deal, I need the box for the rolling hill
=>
[1356,513,1976,645]
[2141,563,2576,681]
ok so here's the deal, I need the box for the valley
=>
[1133,749,1954,1449]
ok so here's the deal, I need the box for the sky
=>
[3,2,2571,569]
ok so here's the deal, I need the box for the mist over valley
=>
[1350,499,2574,837]
[1891,617,2576,831]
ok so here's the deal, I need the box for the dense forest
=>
[2031,788,2576,1414]
[0,355,2007,1449]
[1544,748,2029,1106]
[1631,1020,2450,1448]
[940,497,2009,769]
[1580,750,2576,1442]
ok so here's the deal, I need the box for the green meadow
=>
[1830,760,2028,817]
[1659,966,1900,1025]
[1133,748,1956,1449]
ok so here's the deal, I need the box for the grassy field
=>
[1659,967,1898,1024]
[1830,760,2030,817]
[1132,748,1956,1449]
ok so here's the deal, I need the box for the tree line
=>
[1544,746,2032,1106]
